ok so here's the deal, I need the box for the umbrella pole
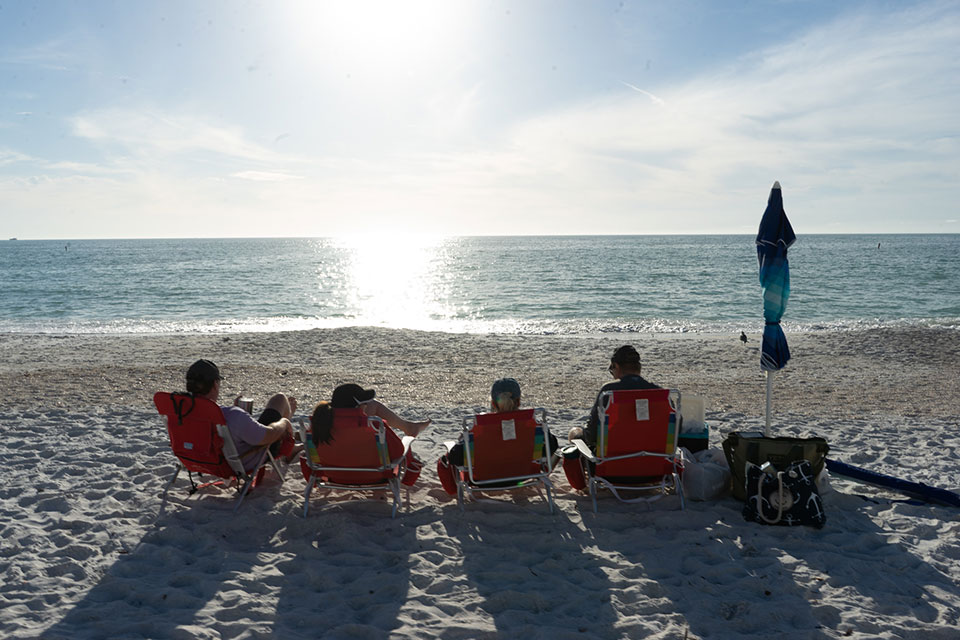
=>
[764,370,774,436]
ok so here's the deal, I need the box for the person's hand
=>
[233,395,243,406]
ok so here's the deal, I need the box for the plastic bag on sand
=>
[681,447,730,501]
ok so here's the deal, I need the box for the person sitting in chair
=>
[185,359,300,473]
[567,345,662,449]
[563,345,663,490]
[309,383,430,486]
[436,377,559,495]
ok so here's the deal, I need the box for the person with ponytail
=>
[309,383,429,486]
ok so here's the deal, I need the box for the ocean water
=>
[1,235,957,335]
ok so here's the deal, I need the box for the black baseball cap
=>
[491,377,522,401]
[331,383,376,408]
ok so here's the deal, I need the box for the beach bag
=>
[560,445,587,491]
[680,447,730,501]
[401,452,422,487]
[722,432,829,501]
[742,460,826,528]
[437,456,457,495]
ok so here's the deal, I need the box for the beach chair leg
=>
[674,472,685,510]
[590,479,599,513]
[235,475,255,513]
[544,481,555,515]
[267,451,285,484]
[160,463,182,511]
[456,482,465,513]
[303,476,316,517]
[390,480,401,519]
[162,463,181,497]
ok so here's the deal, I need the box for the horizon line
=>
[6,231,959,242]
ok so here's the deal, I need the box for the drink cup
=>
[238,397,253,414]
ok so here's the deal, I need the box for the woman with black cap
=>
[309,383,430,446]
[308,383,430,487]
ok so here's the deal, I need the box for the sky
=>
[1,0,958,239]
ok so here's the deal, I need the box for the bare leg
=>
[568,426,584,442]
[362,400,430,437]
[265,393,297,419]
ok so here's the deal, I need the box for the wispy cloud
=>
[0,147,35,166]
[0,36,82,71]
[6,2,958,237]
[435,2,960,231]
[69,109,292,165]
[231,170,302,182]
[620,82,665,106]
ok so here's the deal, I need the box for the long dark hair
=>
[311,401,335,446]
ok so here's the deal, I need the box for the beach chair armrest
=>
[442,440,458,454]
[572,438,597,462]
[400,435,415,456]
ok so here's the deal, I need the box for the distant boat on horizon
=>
[8,237,16,241]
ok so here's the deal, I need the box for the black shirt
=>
[583,374,661,447]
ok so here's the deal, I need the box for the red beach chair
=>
[572,388,684,512]
[297,408,415,518]
[154,391,282,512]
[446,408,556,513]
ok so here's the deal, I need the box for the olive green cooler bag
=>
[722,432,829,501]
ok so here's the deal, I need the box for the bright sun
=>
[290,0,470,74]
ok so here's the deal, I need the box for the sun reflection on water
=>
[326,233,455,329]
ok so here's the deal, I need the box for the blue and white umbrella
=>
[756,181,795,434]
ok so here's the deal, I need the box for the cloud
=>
[620,82,665,106]
[8,2,959,237]
[69,109,292,165]
[231,170,302,182]
[0,148,35,166]
[0,37,82,72]
[422,1,960,231]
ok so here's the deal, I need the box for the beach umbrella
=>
[756,181,796,435]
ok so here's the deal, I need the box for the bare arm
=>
[255,418,293,446]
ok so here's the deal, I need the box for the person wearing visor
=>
[185,359,300,473]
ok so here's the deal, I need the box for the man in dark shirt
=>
[568,345,661,449]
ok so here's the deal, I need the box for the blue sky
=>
[1,0,958,239]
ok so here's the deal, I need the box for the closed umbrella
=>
[756,181,796,435]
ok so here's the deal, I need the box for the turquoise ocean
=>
[1,235,957,335]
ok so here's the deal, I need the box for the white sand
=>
[1,327,959,639]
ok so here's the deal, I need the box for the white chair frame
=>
[573,390,685,513]
[298,418,413,519]
[446,407,555,514]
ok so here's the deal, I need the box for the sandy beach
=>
[2,326,959,639]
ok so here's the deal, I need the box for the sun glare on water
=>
[330,232,454,329]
